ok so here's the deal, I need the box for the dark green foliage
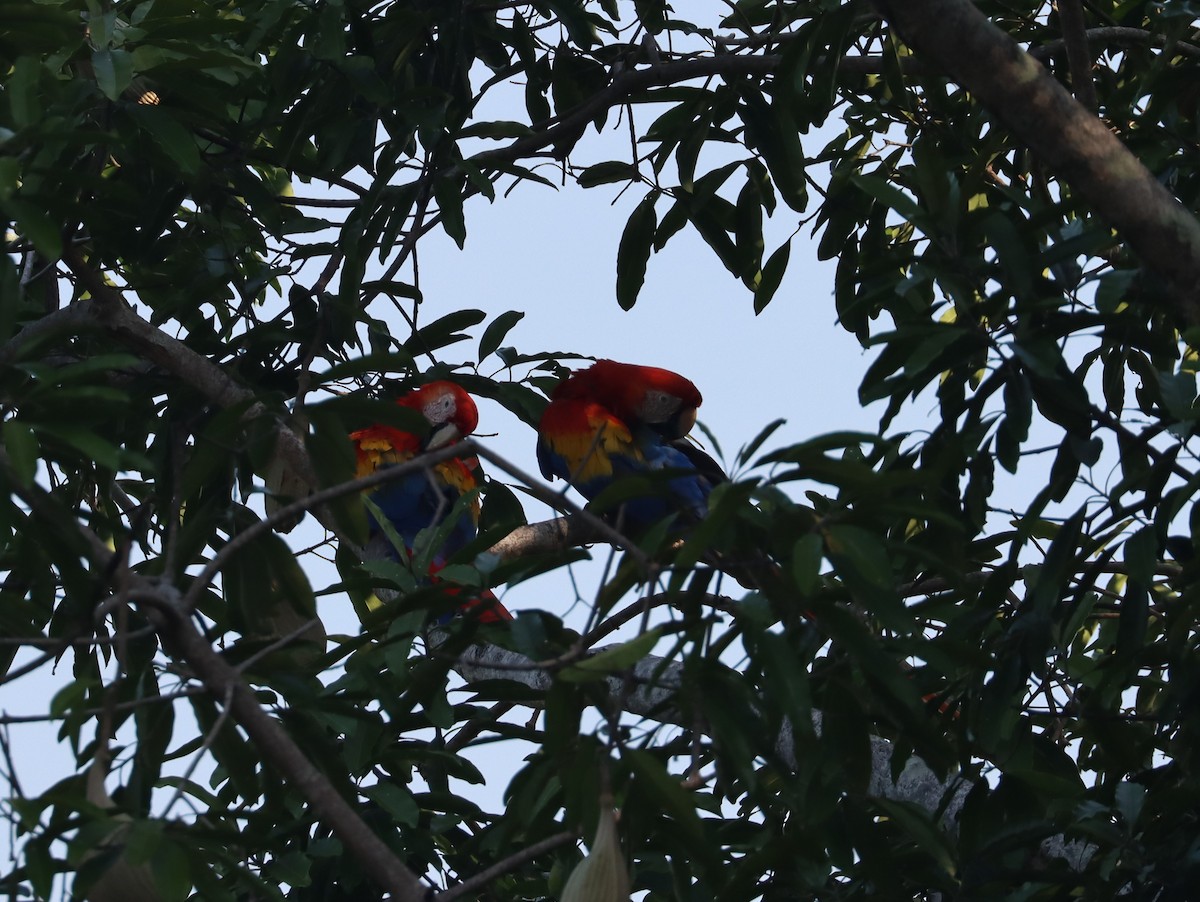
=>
[3,0,1200,899]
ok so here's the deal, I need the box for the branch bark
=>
[144,587,431,901]
[58,251,320,495]
[450,637,1096,871]
[453,639,968,813]
[4,447,432,900]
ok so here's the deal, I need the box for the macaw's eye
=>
[423,394,456,424]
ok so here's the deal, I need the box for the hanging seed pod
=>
[561,807,630,902]
[83,833,162,902]
[81,754,161,902]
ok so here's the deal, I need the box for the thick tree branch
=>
[58,251,320,496]
[486,515,601,558]
[451,638,1099,870]
[142,587,431,901]
[0,301,98,369]
[464,24,1199,177]
[871,0,1200,325]
[4,447,430,900]
[717,25,1200,63]
[453,640,966,812]
[1035,25,1200,59]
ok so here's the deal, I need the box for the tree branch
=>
[449,636,1100,871]
[140,587,432,901]
[469,56,778,172]
[434,830,578,902]
[58,251,320,496]
[870,0,1200,325]
[4,443,430,900]
[486,515,601,559]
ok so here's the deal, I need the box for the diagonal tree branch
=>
[870,0,1200,326]
[59,250,320,496]
[2,451,431,900]
[449,635,1095,870]
[142,586,432,901]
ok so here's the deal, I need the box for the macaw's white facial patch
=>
[640,389,682,423]
[422,391,456,425]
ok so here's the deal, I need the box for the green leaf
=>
[312,2,346,59]
[314,351,417,384]
[6,200,62,259]
[148,834,191,902]
[36,423,150,473]
[849,173,925,226]
[478,310,525,362]
[362,781,420,827]
[92,48,133,100]
[734,176,764,285]
[738,417,786,468]
[823,524,903,625]
[1117,526,1156,659]
[1095,269,1137,313]
[870,798,956,872]
[480,480,528,532]
[132,106,201,173]
[1158,369,1196,422]
[2,420,38,487]
[559,629,661,682]
[266,850,312,888]
[50,679,87,719]
[791,533,823,595]
[434,175,467,249]
[615,192,658,310]
[458,120,533,139]
[758,629,813,731]
[360,280,423,301]
[404,309,486,355]
[542,0,598,47]
[576,160,638,187]
[634,0,667,33]
[753,239,790,313]
[624,748,705,843]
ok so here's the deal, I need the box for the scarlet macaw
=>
[350,380,511,623]
[536,359,726,532]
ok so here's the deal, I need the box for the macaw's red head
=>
[397,380,480,447]
[556,359,702,440]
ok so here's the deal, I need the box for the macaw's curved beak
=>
[667,404,698,440]
[426,422,463,451]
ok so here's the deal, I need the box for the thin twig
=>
[444,701,518,754]
[136,584,431,900]
[0,685,205,726]
[158,683,234,820]
[178,441,481,615]
[435,830,577,902]
[233,618,324,673]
